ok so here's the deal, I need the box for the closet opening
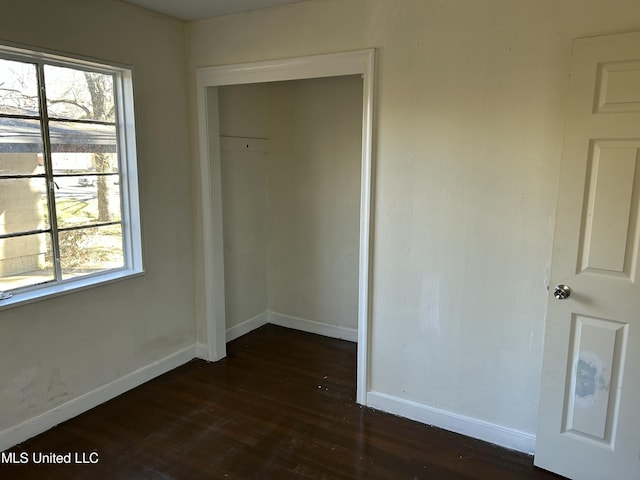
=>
[196,50,374,405]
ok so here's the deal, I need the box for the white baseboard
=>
[268,311,358,342]
[0,337,537,457]
[0,344,197,453]
[366,391,536,455]
[225,311,269,342]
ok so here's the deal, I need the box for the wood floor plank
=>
[0,325,562,479]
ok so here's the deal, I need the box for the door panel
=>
[535,32,640,480]
[563,315,627,446]
[595,60,640,113]
[578,140,640,278]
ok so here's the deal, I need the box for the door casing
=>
[195,49,375,405]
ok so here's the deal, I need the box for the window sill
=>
[0,268,145,312]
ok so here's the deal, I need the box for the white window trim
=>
[0,43,144,311]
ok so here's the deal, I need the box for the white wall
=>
[218,84,269,139]
[217,77,362,332]
[188,0,640,442]
[266,76,362,328]
[218,84,269,328]
[0,0,193,440]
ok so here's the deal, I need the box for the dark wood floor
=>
[1,325,562,479]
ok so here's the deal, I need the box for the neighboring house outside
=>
[0,117,115,287]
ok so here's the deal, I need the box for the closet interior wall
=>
[218,75,363,340]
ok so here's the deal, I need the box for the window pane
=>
[51,151,118,175]
[0,59,39,116]
[49,121,118,158]
[0,233,54,291]
[0,177,49,235]
[0,118,45,174]
[60,224,123,279]
[54,174,121,228]
[44,65,115,122]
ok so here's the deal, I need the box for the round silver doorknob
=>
[553,284,571,300]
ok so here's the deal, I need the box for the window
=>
[0,45,142,305]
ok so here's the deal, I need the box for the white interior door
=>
[535,32,640,479]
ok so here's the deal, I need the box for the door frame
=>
[195,49,375,404]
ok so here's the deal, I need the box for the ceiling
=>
[122,0,308,21]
